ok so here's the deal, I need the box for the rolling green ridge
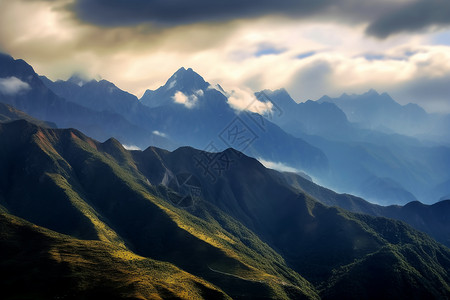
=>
[0,212,229,300]
[0,120,449,299]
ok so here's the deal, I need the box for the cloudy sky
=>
[1,0,450,113]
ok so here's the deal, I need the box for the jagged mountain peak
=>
[140,67,213,108]
[83,78,121,92]
[317,94,333,103]
[164,67,209,91]
[258,89,298,112]
[364,88,380,97]
[0,53,43,87]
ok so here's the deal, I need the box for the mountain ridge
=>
[39,61,329,178]
[3,53,450,203]
[0,119,449,299]
[0,53,175,150]
[0,119,318,299]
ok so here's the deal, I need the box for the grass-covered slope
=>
[317,212,450,299]
[0,212,229,300]
[0,120,317,299]
[0,120,449,299]
[132,146,450,299]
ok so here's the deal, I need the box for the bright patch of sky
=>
[254,47,285,57]
[430,30,450,46]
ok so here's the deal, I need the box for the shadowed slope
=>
[279,171,450,248]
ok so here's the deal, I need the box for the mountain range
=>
[259,89,450,205]
[0,119,449,299]
[3,53,450,204]
[1,102,448,248]
[318,90,450,144]
[1,52,450,299]
[0,53,174,151]
[4,52,321,177]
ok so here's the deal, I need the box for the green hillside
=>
[0,120,317,299]
[0,119,449,299]
[131,146,450,299]
[0,212,229,300]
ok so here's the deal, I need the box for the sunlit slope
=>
[0,212,229,300]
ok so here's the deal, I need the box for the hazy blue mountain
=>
[40,74,139,115]
[44,65,329,177]
[1,119,449,299]
[6,53,449,205]
[0,102,56,128]
[0,53,175,150]
[261,88,450,205]
[258,88,353,139]
[319,89,450,144]
[140,67,210,108]
[40,74,161,137]
[319,89,427,134]
[297,129,450,205]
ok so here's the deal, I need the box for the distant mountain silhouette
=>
[261,89,450,204]
[0,53,174,150]
[258,88,352,139]
[42,63,329,177]
[319,89,450,144]
[0,102,55,128]
[40,75,139,115]
[3,53,449,205]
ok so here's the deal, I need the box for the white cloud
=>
[172,91,198,108]
[258,158,300,173]
[226,87,273,114]
[122,144,141,150]
[0,77,31,95]
[152,130,167,138]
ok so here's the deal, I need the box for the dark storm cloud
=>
[24,0,450,37]
[76,0,337,26]
[70,0,343,27]
[366,0,450,38]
